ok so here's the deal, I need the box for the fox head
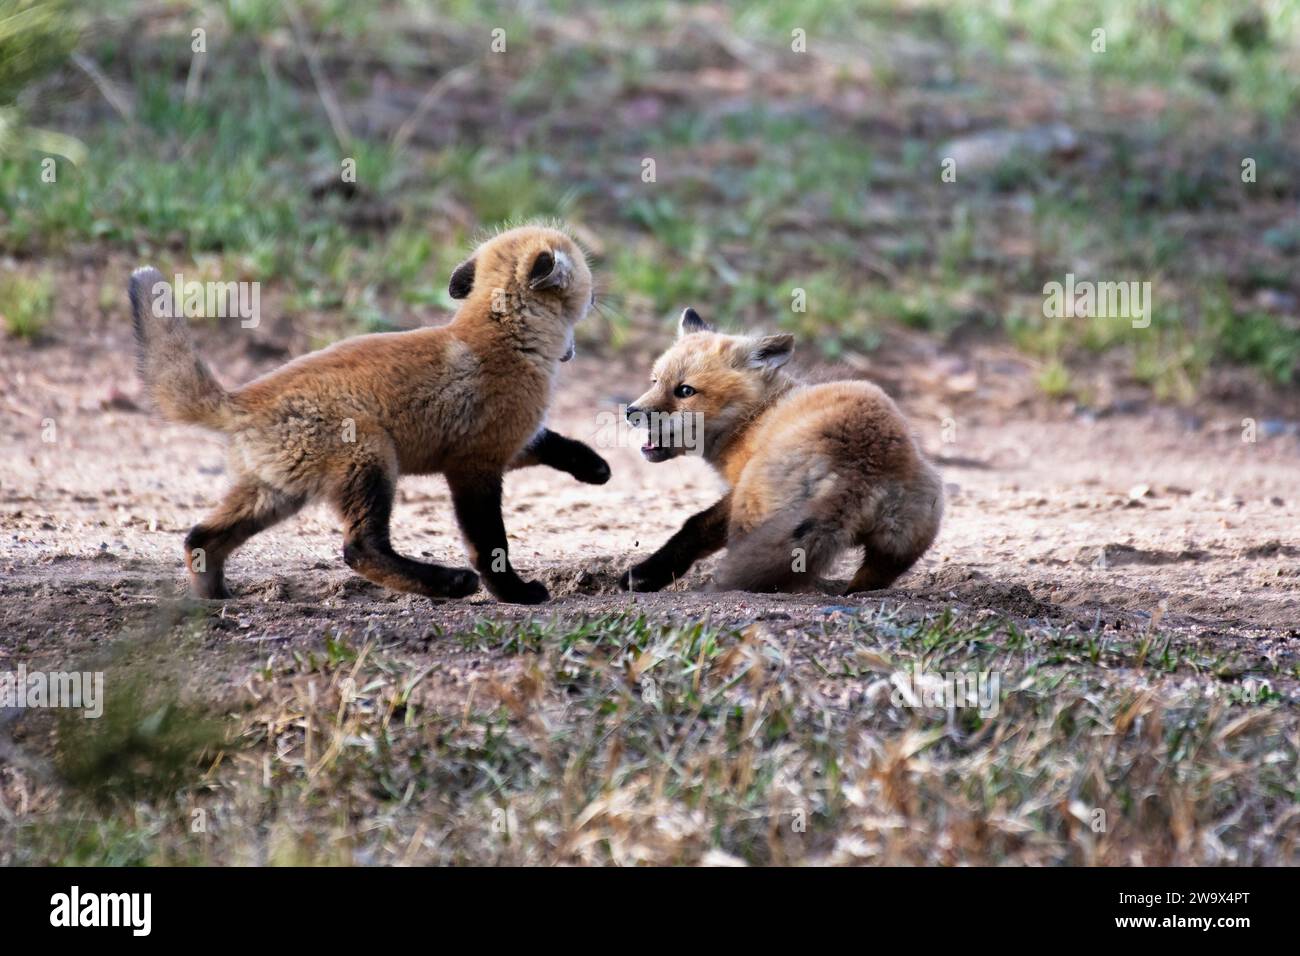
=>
[448,224,594,362]
[628,307,794,463]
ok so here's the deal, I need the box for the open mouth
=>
[640,438,675,463]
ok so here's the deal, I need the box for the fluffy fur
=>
[130,224,610,604]
[619,307,942,593]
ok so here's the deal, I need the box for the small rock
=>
[1253,288,1297,313]
[100,387,139,411]
[938,123,1081,174]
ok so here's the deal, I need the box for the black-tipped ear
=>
[449,258,476,299]
[748,333,794,370]
[677,307,713,338]
[529,251,554,284]
[528,249,571,291]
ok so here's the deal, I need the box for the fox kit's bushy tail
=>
[714,502,852,593]
[129,266,231,429]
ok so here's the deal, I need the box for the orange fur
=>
[620,308,942,593]
[130,224,609,603]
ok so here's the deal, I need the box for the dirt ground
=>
[3,288,1298,695]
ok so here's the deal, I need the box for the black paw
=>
[444,568,480,598]
[618,566,664,593]
[191,578,231,600]
[492,577,550,605]
[570,448,611,485]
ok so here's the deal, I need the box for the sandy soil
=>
[2,300,1298,692]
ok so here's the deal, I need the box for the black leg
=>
[448,471,549,605]
[510,428,611,484]
[185,478,305,599]
[334,463,479,599]
[619,494,732,592]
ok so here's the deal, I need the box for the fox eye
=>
[673,384,696,398]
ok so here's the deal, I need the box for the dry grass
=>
[3,609,1295,865]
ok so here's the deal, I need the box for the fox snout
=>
[626,401,689,463]
[626,400,669,428]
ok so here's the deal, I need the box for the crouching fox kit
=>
[130,224,610,605]
[620,308,942,594]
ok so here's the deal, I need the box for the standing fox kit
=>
[130,225,610,605]
[620,308,942,594]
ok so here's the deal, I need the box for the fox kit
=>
[130,224,610,605]
[619,308,942,594]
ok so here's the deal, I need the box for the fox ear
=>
[747,333,794,370]
[529,249,571,290]
[449,258,476,299]
[677,307,713,337]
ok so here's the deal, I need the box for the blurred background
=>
[2,0,1298,409]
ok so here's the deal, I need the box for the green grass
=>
[0,0,76,106]
[0,0,81,163]
[928,0,1300,120]
[780,271,878,357]
[53,672,227,806]
[0,270,52,339]
[439,147,578,225]
[734,0,1300,119]
[3,0,1298,395]
[0,71,549,326]
[1205,290,1300,386]
[2,67,332,252]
